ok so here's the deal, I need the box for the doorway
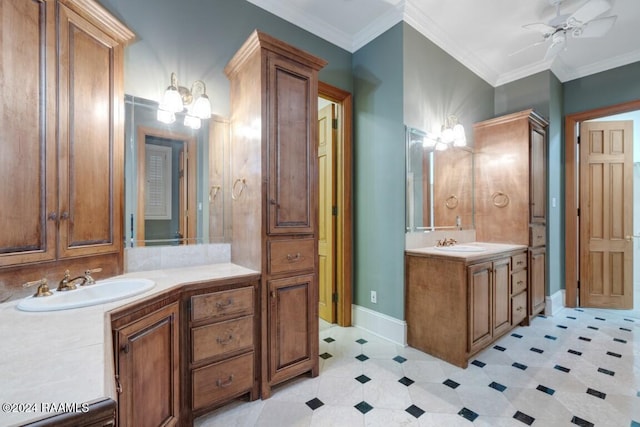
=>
[136,126,197,246]
[318,82,353,327]
[565,99,640,316]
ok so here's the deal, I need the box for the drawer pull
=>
[216,334,234,345]
[216,375,234,388]
[517,280,524,286]
[215,298,233,310]
[516,261,524,265]
[286,253,302,262]
[516,306,524,312]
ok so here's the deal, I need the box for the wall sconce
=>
[158,72,212,129]
[423,115,466,150]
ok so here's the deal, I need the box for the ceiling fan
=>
[518,0,617,60]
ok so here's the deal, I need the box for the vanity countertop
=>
[405,242,527,262]
[0,263,259,426]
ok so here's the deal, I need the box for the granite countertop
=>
[0,263,259,426]
[405,242,527,262]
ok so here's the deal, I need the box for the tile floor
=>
[195,308,640,426]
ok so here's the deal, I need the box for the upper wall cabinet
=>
[0,1,133,272]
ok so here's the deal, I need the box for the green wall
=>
[100,0,353,116]
[403,24,494,140]
[352,23,405,319]
[563,61,640,115]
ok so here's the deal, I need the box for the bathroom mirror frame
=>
[405,126,474,233]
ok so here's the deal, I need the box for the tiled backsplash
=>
[124,243,231,272]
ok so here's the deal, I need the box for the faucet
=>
[57,268,102,291]
[436,237,458,247]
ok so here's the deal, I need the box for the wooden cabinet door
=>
[267,274,318,384]
[529,123,546,224]
[56,3,123,258]
[0,0,57,267]
[492,257,511,337]
[116,303,180,427]
[266,52,317,235]
[468,262,492,354]
[529,247,546,317]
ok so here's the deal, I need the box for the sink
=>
[17,278,156,312]
[434,245,487,252]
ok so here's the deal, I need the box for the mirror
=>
[124,95,229,247]
[406,126,474,232]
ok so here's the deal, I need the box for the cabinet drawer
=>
[191,287,254,323]
[511,269,527,295]
[268,238,315,274]
[530,225,546,247]
[512,291,527,325]
[511,253,527,271]
[192,352,254,410]
[192,316,253,363]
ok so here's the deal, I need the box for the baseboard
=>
[545,289,566,316]
[351,304,407,346]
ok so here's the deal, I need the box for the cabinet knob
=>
[60,212,69,220]
[47,212,58,222]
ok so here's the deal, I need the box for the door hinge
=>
[332,206,338,216]
[577,136,580,145]
[577,280,580,290]
[120,343,130,354]
[332,293,338,303]
[332,118,338,129]
[577,208,580,217]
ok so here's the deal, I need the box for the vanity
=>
[0,263,259,427]
[405,243,528,368]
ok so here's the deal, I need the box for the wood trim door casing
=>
[564,99,640,308]
[318,81,353,327]
[136,126,197,246]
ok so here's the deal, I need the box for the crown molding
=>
[351,4,404,52]
[401,0,499,86]
[559,49,640,82]
[246,0,353,52]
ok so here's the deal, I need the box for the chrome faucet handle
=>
[23,278,53,297]
[83,268,102,286]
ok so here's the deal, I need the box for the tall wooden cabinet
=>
[474,109,548,320]
[224,30,327,398]
[0,0,133,288]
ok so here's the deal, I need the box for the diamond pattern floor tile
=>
[194,307,640,426]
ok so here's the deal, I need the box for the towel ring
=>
[445,195,458,209]
[209,185,221,202]
[491,191,509,208]
[231,178,246,200]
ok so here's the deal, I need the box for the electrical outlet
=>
[370,291,377,304]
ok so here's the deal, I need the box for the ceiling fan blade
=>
[544,35,566,60]
[568,0,611,25]
[523,22,556,36]
[573,15,617,37]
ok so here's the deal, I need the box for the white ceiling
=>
[247,0,640,86]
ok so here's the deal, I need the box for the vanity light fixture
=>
[158,72,212,129]
[423,115,466,150]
